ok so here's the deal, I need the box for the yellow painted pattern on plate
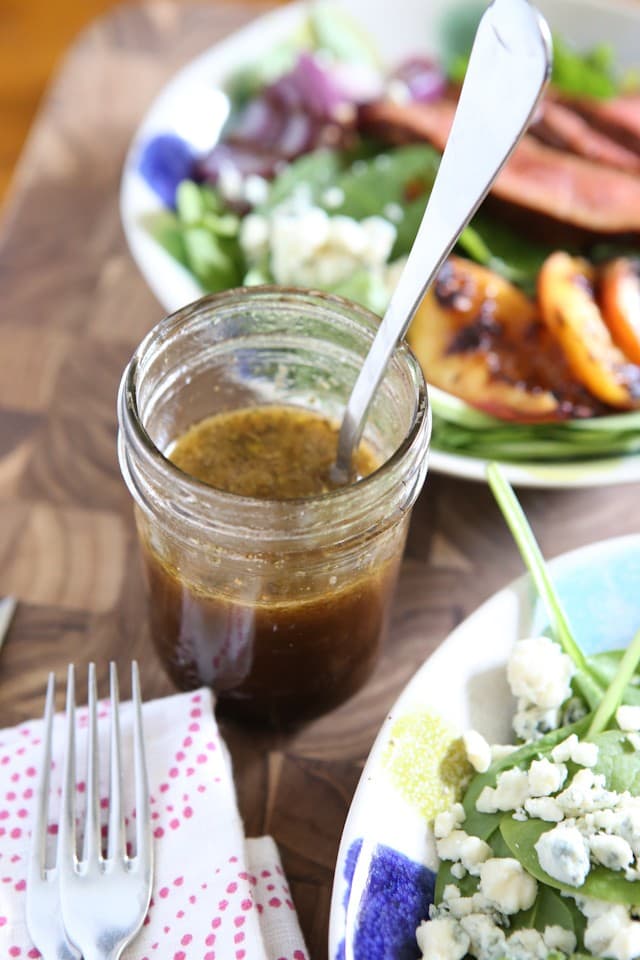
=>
[382,709,472,821]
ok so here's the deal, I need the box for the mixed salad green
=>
[419,464,640,959]
[142,2,640,466]
[430,392,640,464]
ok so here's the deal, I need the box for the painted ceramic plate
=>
[120,0,640,489]
[328,533,640,960]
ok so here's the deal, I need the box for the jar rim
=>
[118,286,430,539]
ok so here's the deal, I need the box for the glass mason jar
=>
[117,288,430,727]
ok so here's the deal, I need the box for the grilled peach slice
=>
[408,256,600,422]
[600,258,640,365]
[538,252,640,409]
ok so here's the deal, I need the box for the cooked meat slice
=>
[531,100,640,173]
[566,94,640,155]
[358,98,640,233]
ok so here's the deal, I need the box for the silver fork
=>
[27,663,154,960]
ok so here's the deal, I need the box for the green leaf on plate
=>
[590,729,640,794]
[444,23,622,101]
[552,35,619,100]
[510,882,584,937]
[176,179,209,224]
[328,267,391,315]
[308,1,381,66]
[500,815,640,903]
[437,1,483,79]
[459,716,591,839]
[144,211,189,267]
[430,389,640,464]
[326,144,441,258]
[182,227,243,291]
[458,216,559,295]
[260,149,344,212]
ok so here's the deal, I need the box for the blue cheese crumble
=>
[418,634,640,960]
[239,192,399,293]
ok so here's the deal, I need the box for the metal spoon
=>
[332,0,552,484]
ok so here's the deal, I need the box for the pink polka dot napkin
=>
[0,688,309,960]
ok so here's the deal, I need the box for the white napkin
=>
[0,687,309,960]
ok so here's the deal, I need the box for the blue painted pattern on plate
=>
[337,839,436,960]
[138,134,196,208]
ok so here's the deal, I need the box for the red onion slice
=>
[391,57,447,103]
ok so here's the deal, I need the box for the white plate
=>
[328,533,640,960]
[428,448,640,489]
[120,0,640,489]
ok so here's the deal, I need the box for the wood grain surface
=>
[0,0,280,203]
[1,4,640,957]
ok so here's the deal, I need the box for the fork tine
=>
[82,663,101,865]
[26,672,81,960]
[28,673,55,881]
[59,664,77,871]
[131,661,151,863]
[107,661,125,860]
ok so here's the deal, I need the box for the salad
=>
[417,466,640,960]
[138,2,640,465]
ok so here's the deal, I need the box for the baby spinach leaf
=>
[434,860,478,903]
[510,882,583,938]
[460,717,591,838]
[261,149,344,212]
[500,816,640,904]
[487,826,512,860]
[438,2,482,80]
[327,145,441,257]
[461,795,503,841]
[328,268,391,315]
[591,729,640,794]
[458,216,558,296]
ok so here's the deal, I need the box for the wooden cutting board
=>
[1,3,639,956]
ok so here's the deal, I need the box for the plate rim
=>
[328,530,640,958]
[427,447,640,489]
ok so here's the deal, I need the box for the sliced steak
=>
[358,98,640,234]
[565,94,640,155]
[531,99,640,173]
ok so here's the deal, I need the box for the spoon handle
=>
[334,0,552,481]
